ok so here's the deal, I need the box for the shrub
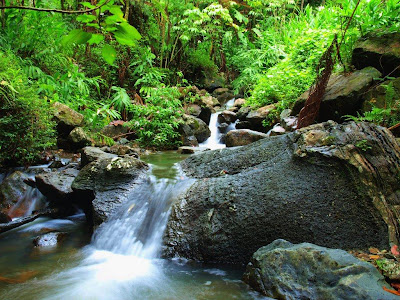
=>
[0,51,55,166]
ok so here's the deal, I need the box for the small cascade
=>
[31,171,194,300]
[8,185,46,219]
[200,98,236,150]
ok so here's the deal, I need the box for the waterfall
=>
[200,98,236,150]
[35,173,194,300]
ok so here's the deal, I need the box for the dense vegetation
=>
[0,0,399,164]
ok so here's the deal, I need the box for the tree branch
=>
[0,0,111,14]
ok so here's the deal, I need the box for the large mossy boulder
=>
[72,156,149,226]
[53,102,84,136]
[245,104,277,132]
[68,127,92,150]
[352,32,400,77]
[179,114,211,146]
[243,239,397,300]
[293,67,382,121]
[163,121,400,264]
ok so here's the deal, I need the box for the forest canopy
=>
[0,0,399,164]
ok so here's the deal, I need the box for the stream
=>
[0,152,266,300]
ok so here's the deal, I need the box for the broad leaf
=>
[88,34,104,45]
[114,22,141,46]
[109,5,124,17]
[80,2,95,9]
[61,29,92,46]
[76,14,97,23]
[102,44,117,65]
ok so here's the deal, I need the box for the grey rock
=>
[163,121,400,264]
[246,104,277,132]
[35,168,79,202]
[178,147,210,154]
[68,127,92,150]
[0,171,29,215]
[352,32,400,77]
[180,114,211,144]
[53,102,84,136]
[225,129,269,147]
[243,239,397,300]
[217,111,237,124]
[72,156,149,226]
[292,67,382,121]
[80,147,117,168]
[101,123,129,139]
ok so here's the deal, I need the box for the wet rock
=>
[33,232,66,247]
[0,171,29,215]
[108,144,139,158]
[48,159,68,169]
[68,127,92,150]
[246,104,277,132]
[243,239,397,300]
[35,168,79,202]
[218,123,229,133]
[217,92,235,105]
[236,106,251,121]
[185,104,202,118]
[178,147,210,154]
[72,156,149,226]
[225,129,269,147]
[292,67,382,121]
[183,136,199,147]
[53,102,84,137]
[163,121,400,264]
[281,116,298,131]
[23,177,37,188]
[352,32,400,77]
[235,121,252,130]
[80,147,117,168]
[217,111,237,125]
[179,114,211,144]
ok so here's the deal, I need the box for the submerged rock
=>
[33,232,66,247]
[243,239,397,300]
[163,121,400,264]
[72,156,149,226]
[225,129,268,147]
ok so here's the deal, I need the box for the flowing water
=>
[200,99,236,150]
[0,152,266,300]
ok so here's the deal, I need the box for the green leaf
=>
[61,29,92,46]
[114,22,141,46]
[76,14,97,23]
[109,5,124,17]
[105,14,124,25]
[88,33,104,45]
[102,44,117,65]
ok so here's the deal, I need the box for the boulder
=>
[352,32,400,77]
[243,239,397,300]
[72,156,149,226]
[0,171,29,215]
[217,111,237,124]
[35,168,79,203]
[246,104,277,132]
[33,232,66,247]
[108,144,139,157]
[182,136,199,147]
[52,102,84,136]
[0,212,11,223]
[236,106,251,121]
[225,129,269,147]
[178,147,210,154]
[217,92,235,105]
[212,88,229,96]
[234,98,246,108]
[179,114,211,145]
[68,127,92,150]
[80,147,117,168]
[163,121,400,264]
[235,121,252,130]
[292,67,382,121]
